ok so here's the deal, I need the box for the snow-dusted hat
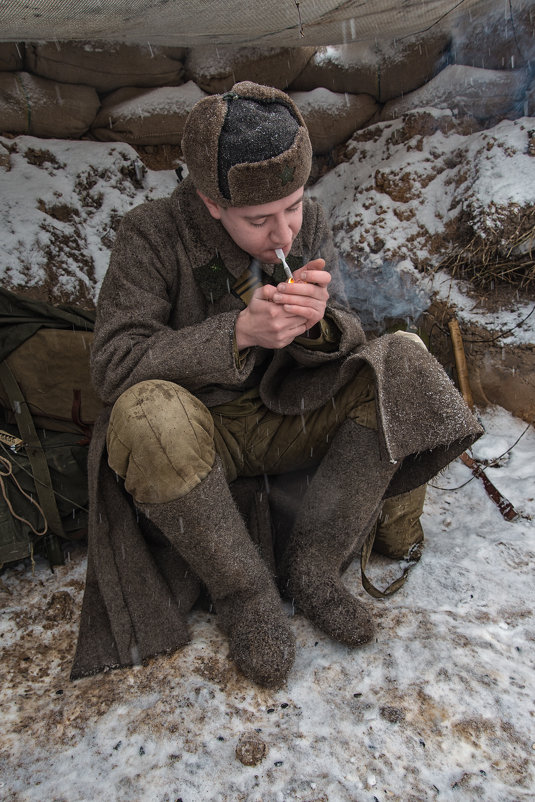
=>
[182,81,312,207]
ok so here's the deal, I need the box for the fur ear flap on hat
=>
[182,81,312,207]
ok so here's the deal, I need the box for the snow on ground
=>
[1,122,534,343]
[423,268,535,345]
[312,111,535,266]
[311,110,535,344]
[0,135,178,306]
[0,117,534,800]
[1,405,534,801]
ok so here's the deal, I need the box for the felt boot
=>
[138,457,295,688]
[280,420,399,647]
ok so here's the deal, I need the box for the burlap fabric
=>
[0,42,23,71]
[26,41,185,93]
[289,32,450,102]
[288,88,377,155]
[0,71,99,138]
[0,328,102,433]
[185,46,315,94]
[92,82,206,146]
[379,64,529,123]
[0,0,497,48]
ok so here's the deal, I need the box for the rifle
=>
[448,317,519,522]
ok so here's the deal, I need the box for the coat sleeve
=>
[91,204,256,405]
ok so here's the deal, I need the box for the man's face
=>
[198,186,304,263]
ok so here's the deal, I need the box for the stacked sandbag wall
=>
[0,25,533,158]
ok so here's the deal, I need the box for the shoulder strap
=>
[360,524,423,598]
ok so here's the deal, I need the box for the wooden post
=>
[448,317,474,410]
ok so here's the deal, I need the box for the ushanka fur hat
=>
[182,81,312,207]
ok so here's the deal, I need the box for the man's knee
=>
[107,379,215,504]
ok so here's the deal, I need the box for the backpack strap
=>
[0,360,65,538]
[0,448,48,537]
[360,524,423,599]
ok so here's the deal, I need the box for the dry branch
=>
[439,217,535,289]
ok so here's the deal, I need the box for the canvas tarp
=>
[0,0,510,46]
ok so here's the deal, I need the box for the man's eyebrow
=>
[245,211,272,220]
[244,195,304,221]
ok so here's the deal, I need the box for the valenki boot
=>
[138,457,295,688]
[280,420,399,647]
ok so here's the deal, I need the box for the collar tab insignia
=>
[194,253,234,303]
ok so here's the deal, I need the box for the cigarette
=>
[275,248,294,282]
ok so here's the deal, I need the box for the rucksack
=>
[0,287,101,567]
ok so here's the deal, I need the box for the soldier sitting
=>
[72,82,482,687]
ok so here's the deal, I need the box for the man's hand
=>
[272,258,330,331]
[235,259,331,350]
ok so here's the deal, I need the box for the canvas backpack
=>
[0,288,101,567]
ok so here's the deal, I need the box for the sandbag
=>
[379,64,530,123]
[451,3,535,70]
[0,287,99,435]
[185,45,316,94]
[0,42,24,71]
[0,328,102,434]
[158,46,189,62]
[91,81,207,144]
[0,71,100,138]
[25,41,185,93]
[290,88,378,154]
[0,289,98,565]
[290,44,379,97]
[290,32,450,102]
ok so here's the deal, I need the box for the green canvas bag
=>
[0,424,89,566]
[0,288,100,566]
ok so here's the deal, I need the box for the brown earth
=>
[421,293,535,423]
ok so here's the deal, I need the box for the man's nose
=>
[269,215,292,245]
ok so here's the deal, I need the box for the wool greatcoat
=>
[71,176,482,678]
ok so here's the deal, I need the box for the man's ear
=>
[197,190,222,220]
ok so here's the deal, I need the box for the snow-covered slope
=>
[1,406,534,801]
